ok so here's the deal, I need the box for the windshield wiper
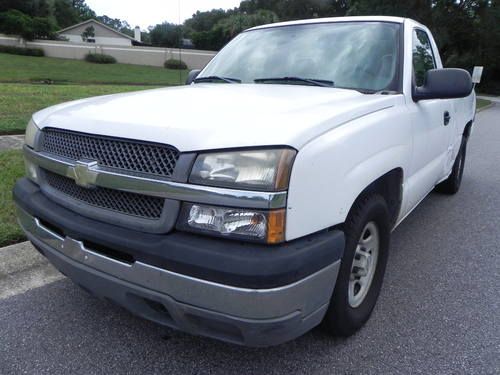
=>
[194,76,241,84]
[254,77,334,87]
[332,86,377,94]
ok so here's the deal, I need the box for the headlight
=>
[177,203,286,244]
[25,119,39,148]
[189,148,296,191]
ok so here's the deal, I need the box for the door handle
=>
[444,111,451,126]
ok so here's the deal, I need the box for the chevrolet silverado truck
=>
[14,16,475,347]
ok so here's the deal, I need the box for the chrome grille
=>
[41,128,179,178]
[44,170,164,219]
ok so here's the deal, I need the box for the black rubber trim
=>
[14,178,344,289]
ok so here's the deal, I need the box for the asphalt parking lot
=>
[1,105,499,374]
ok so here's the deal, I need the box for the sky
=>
[85,0,243,29]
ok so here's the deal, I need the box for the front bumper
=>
[14,179,344,347]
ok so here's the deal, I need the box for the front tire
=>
[323,194,390,337]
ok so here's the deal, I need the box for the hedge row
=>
[0,48,191,71]
[0,45,44,56]
[164,58,187,70]
[84,53,116,64]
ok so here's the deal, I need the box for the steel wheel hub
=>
[348,221,379,308]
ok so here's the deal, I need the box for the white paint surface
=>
[28,17,476,240]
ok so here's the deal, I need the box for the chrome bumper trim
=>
[23,146,287,210]
[17,205,339,320]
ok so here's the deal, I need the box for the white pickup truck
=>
[14,16,475,347]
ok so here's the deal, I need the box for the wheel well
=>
[351,168,403,228]
[463,120,473,140]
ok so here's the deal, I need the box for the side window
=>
[412,29,436,87]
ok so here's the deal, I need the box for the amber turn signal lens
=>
[275,149,296,190]
[266,209,286,244]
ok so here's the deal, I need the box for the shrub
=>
[0,45,44,56]
[84,53,116,64]
[164,58,187,70]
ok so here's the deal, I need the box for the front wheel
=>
[323,194,390,337]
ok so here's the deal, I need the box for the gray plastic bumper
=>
[17,205,340,347]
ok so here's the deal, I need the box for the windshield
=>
[198,22,401,92]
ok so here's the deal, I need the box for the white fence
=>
[0,35,217,70]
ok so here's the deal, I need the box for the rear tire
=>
[323,194,390,337]
[435,138,467,195]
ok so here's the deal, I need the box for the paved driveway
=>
[1,105,499,374]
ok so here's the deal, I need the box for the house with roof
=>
[57,19,142,46]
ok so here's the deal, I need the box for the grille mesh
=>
[41,128,179,178]
[44,170,164,219]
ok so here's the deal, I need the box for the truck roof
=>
[247,16,416,32]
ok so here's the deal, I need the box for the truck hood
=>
[33,84,398,152]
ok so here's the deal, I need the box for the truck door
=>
[405,28,454,211]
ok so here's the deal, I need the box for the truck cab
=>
[14,16,474,347]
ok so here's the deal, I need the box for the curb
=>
[0,241,64,300]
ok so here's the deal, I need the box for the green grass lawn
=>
[0,53,189,135]
[0,53,187,85]
[0,150,25,247]
[0,83,160,134]
[476,98,491,110]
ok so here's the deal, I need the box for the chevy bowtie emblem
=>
[73,160,98,189]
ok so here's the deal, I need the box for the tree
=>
[0,0,34,15]
[217,10,279,41]
[240,0,349,19]
[149,22,184,48]
[53,0,80,28]
[0,9,34,39]
[72,0,96,20]
[0,8,57,40]
[0,0,51,17]
[190,28,225,50]
[32,16,57,39]
[140,30,151,44]
[184,9,230,33]
[81,25,94,42]
[97,15,133,36]
[189,9,278,50]
[97,15,125,30]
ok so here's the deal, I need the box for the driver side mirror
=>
[186,69,201,85]
[413,68,473,101]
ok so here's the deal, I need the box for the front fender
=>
[286,102,412,240]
